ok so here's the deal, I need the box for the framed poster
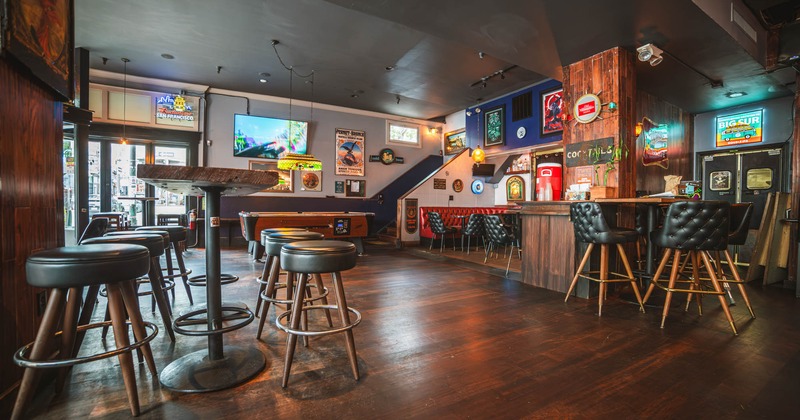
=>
[4,0,74,101]
[249,160,293,192]
[541,88,564,135]
[335,128,365,176]
[334,181,345,194]
[484,105,505,147]
[299,170,322,191]
[444,129,467,155]
[716,109,762,148]
[506,176,525,202]
[345,179,366,197]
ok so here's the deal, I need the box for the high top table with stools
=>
[278,240,362,387]
[137,164,278,392]
[11,244,157,419]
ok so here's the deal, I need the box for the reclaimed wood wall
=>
[788,73,800,287]
[635,90,694,195]
[562,47,637,198]
[0,58,65,415]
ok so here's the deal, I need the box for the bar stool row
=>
[566,200,755,335]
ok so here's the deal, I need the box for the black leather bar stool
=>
[460,213,484,254]
[83,233,176,342]
[277,240,361,387]
[137,225,194,305]
[256,231,332,339]
[427,211,457,252]
[255,227,307,316]
[642,200,743,335]
[12,244,157,419]
[483,214,520,275]
[78,217,109,244]
[566,202,645,316]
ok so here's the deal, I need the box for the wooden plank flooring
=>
[19,243,800,418]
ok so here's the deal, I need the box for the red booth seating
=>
[419,207,509,239]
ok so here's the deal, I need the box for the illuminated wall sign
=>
[716,109,762,147]
[573,94,601,124]
[155,94,198,128]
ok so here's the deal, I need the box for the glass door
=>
[154,145,188,218]
[63,124,76,245]
[110,143,147,226]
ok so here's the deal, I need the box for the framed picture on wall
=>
[506,176,525,202]
[345,179,366,197]
[484,105,505,147]
[541,88,564,135]
[299,170,322,191]
[3,0,74,101]
[249,160,293,192]
[444,129,467,155]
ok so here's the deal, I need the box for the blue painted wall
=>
[465,79,563,152]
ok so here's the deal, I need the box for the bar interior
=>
[2,0,800,417]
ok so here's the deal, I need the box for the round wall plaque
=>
[573,93,602,124]
[453,179,464,192]
[516,126,527,139]
[380,148,396,165]
[471,179,484,194]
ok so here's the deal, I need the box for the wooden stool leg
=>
[163,246,179,303]
[73,284,100,356]
[700,251,738,335]
[255,256,272,317]
[332,272,359,381]
[660,250,682,329]
[106,283,140,416]
[598,245,609,317]
[149,259,175,342]
[313,273,334,327]
[643,249,672,304]
[11,289,66,420]
[56,287,83,393]
[174,241,194,305]
[565,243,593,302]
[724,250,755,318]
[119,280,158,376]
[617,244,645,312]
[257,256,281,339]
[282,272,309,388]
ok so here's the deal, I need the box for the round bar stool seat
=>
[256,231,331,339]
[12,244,157,419]
[254,227,308,315]
[277,240,361,387]
[83,234,176,342]
[137,225,194,305]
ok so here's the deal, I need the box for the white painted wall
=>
[204,92,443,198]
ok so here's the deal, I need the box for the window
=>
[387,121,420,147]
[746,168,772,190]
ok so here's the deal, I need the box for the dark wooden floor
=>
[21,242,800,418]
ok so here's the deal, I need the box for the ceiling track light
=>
[636,42,723,88]
[469,65,517,88]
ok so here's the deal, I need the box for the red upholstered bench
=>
[419,207,510,239]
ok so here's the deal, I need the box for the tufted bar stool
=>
[137,225,194,305]
[254,227,308,316]
[256,231,333,339]
[277,240,361,387]
[427,211,457,252]
[642,200,748,335]
[566,202,645,316]
[85,232,176,342]
[12,244,157,419]
[460,213,485,254]
[483,214,520,275]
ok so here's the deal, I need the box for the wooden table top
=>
[137,164,279,196]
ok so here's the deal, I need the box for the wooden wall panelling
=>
[520,204,576,294]
[635,90,694,195]
[0,57,64,416]
[788,73,800,288]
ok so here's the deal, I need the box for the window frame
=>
[386,120,421,148]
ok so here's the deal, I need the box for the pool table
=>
[239,211,374,257]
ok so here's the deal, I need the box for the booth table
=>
[137,164,278,392]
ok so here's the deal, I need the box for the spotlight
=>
[478,51,485,59]
[636,43,663,66]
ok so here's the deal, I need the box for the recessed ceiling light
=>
[161,53,175,60]
[385,65,395,71]
[725,91,747,98]
[259,78,268,83]
[351,94,359,98]
[258,72,270,83]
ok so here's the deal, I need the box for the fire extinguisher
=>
[188,209,197,230]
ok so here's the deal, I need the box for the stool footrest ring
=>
[187,273,239,287]
[13,321,158,369]
[173,306,254,336]
[276,305,361,337]
[260,284,328,305]
[136,278,175,296]
[161,267,192,280]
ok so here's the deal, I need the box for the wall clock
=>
[516,126,527,139]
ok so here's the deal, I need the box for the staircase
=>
[377,222,401,248]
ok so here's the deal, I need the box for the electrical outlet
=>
[37,291,47,316]
[449,195,454,201]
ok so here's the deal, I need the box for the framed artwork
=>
[506,176,525,202]
[484,106,505,147]
[334,181,345,194]
[3,0,74,101]
[299,170,322,191]
[335,128,365,176]
[249,160,293,192]
[541,88,564,135]
[345,179,366,197]
[452,179,464,193]
[444,129,467,155]
[506,153,531,174]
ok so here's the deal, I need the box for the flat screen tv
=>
[233,114,308,159]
